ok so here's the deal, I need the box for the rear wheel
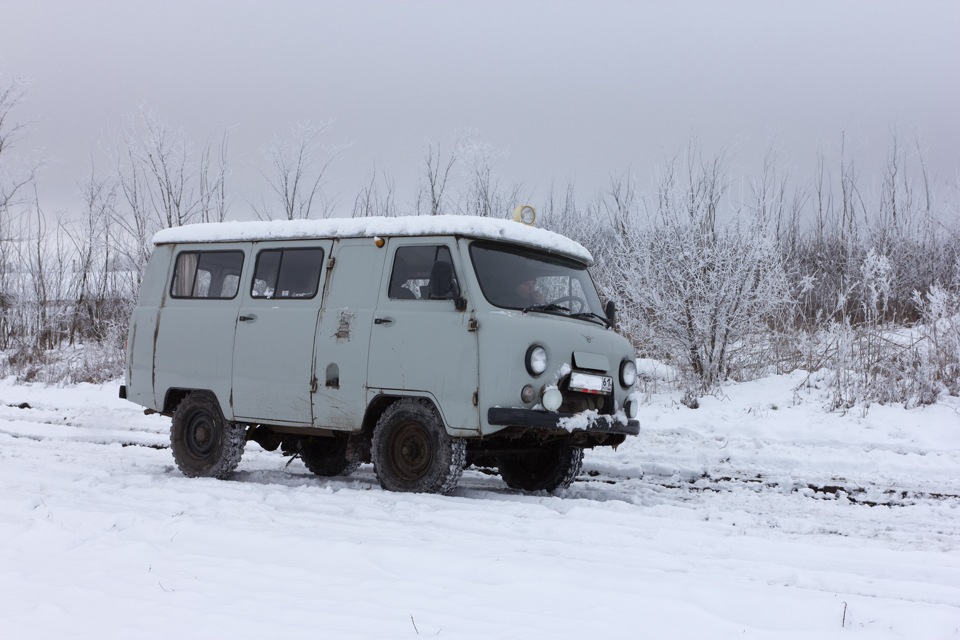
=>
[372,398,465,494]
[497,444,583,492]
[170,393,245,479]
[300,434,362,477]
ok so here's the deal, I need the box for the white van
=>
[121,212,639,494]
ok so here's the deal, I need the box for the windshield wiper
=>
[521,303,570,314]
[570,311,612,328]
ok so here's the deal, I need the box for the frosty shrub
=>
[801,253,960,410]
[630,159,792,391]
[0,340,125,385]
[911,282,960,399]
[545,157,795,395]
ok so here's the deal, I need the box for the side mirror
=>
[455,296,468,312]
[604,300,617,326]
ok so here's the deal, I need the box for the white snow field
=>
[1,372,958,639]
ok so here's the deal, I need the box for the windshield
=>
[469,241,606,322]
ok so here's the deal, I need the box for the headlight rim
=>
[525,344,548,377]
[619,358,638,388]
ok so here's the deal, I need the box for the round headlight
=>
[526,345,547,376]
[620,358,638,388]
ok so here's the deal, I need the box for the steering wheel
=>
[547,295,587,313]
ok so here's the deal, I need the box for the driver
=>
[514,275,545,306]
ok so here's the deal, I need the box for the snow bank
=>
[1,374,958,639]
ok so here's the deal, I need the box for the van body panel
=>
[232,240,332,425]
[475,299,636,436]
[125,244,175,411]
[152,242,247,418]
[367,237,480,434]
[312,239,386,431]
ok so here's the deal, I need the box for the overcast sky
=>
[3,0,959,218]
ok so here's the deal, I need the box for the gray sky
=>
[4,0,959,218]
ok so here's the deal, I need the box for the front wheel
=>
[372,399,466,494]
[497,444,583,492]
[170,392,245,479]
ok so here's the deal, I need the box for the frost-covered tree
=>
[0,75,41,350]
[352,164,397,218]
[0,76,36,213]
[416,138,459,216]
[580,151,792,390]
[108,106,230,276]
[255,121,340,220]
[198,128,232,224]
[454,131,522,218]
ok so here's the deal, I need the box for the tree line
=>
[1,77,957,408]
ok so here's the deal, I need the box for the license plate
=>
[568,372,613,395]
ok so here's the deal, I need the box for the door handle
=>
[239,314,257,322]
[374,317,394,325]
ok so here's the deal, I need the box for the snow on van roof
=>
[152,215,593,263]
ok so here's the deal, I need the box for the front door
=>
[232,240,332,425]
[367,239,479,433]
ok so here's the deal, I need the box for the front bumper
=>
[487,407,640,436]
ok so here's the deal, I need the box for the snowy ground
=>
[0,372,958,639]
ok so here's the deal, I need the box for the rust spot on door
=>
[335,310,354,343]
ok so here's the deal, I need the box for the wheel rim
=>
[184,410,218,458]
[389,421,433,481]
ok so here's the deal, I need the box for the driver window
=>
[389,245,459,300]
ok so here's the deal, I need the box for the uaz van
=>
[121,210,640,494]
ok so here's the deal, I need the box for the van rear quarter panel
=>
[125,244,174,410]
[150,242,246,417]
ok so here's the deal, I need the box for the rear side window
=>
[171,251,244,299]
[251,248,325,299]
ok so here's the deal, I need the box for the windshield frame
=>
[467,240,607,323]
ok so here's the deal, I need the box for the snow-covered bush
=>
[635,213,790,389]
[798,254,960,410]
[599,155,793,392]
[910,281,960,399]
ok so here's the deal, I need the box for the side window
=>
[251,247,324,299]
[171,251,244,299]
[389,245,459,300]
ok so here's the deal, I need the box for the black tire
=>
[300,434,363,477]
[372,398,466,494]
[170,392,245,479]
[497,444,584,492]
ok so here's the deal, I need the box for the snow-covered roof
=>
[152,215,593,264]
